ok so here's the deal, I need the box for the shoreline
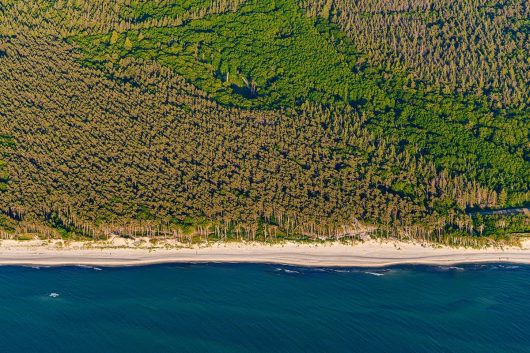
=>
[1,238,530,267]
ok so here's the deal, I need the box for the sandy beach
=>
[0,237,529,267]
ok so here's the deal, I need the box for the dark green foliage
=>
[471,214,530,237]
[73,0,366,109]
[120,0,213,22]
[0,136,13,192]
[303,0,530,109]
[71,0,529,195]
[0,213,16,234]
[0,0,527,241]
[47,211,76,238]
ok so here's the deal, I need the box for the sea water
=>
[0,264,528,353]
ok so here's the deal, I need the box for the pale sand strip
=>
[0,238,529,267]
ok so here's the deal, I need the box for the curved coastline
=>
[0,239,530,267]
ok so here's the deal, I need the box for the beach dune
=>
[0,238,530,267]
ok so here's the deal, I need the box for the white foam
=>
[437,266,464,271]
[77,265,102,271]
[275,268,300,274]
[364,271,384,276]
[49,293,60,298]
[283,269,300,274]
[499,265,520,269]
[25,265,51,270]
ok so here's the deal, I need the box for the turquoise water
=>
[0,264,529,353]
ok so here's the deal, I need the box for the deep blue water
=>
[0,263,529,353]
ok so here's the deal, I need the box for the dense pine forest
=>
[0,0,528,244]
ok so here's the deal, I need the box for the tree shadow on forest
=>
[230,83,255,99]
